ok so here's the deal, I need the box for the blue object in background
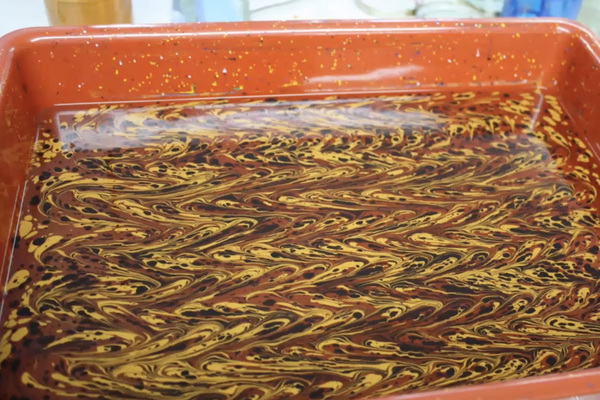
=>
[502,0,583,18]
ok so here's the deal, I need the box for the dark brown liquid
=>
[2,91,600,400]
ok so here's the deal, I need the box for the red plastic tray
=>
[2,20,600,400]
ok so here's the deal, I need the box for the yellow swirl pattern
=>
[2,91,600,400]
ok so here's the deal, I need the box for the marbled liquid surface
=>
[2,92,600,400]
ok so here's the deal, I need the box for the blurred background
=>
[1,0,599,38]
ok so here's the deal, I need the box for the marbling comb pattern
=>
[2,92,600,400]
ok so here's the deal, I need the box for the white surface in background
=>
[131,0,172,24]
[578,0,600,36]
[248,0,374,20]
[0,0,599,38]
[466,0,504,14]
[0,0,48,36]
[244,0,493,20]
[416,0,485,18]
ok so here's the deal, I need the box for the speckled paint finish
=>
[1,20,600,400]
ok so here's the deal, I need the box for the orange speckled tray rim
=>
[2,18,600,400]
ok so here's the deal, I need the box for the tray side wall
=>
[557,26,600,148]
[0,33,37,289]
[10,20,576,113]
